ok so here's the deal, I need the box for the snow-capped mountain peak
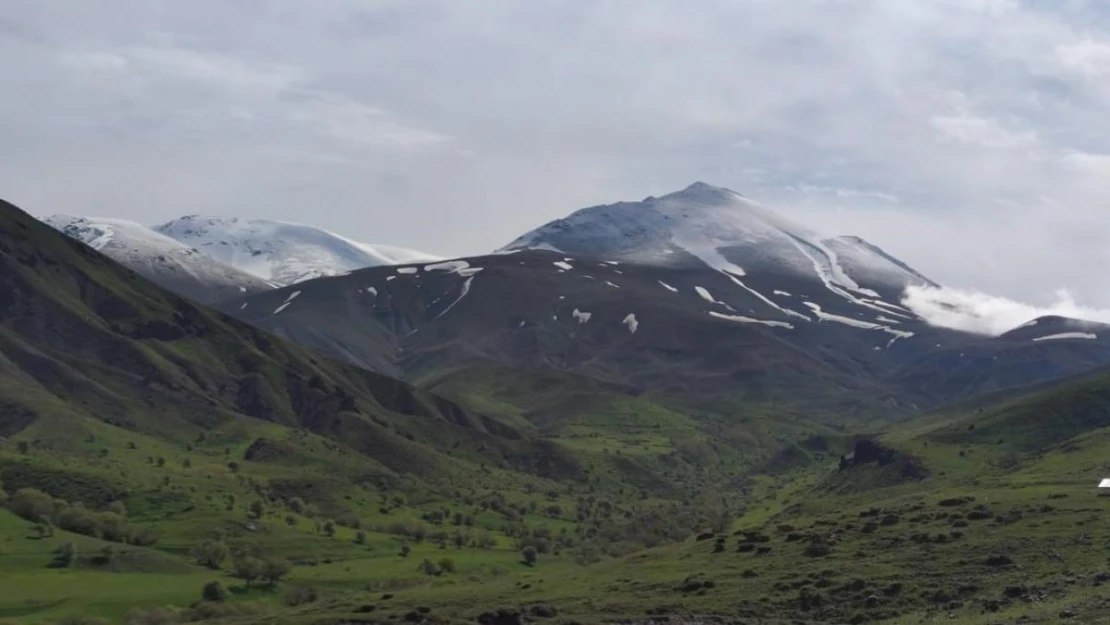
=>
[500,182,932,295]
[154,215,442,286]
[44,214,275,302]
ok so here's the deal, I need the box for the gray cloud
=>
[4,0,1110,312]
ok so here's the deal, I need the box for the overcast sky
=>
[5,1,1110,315]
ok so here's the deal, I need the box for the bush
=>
[355,530,367,545]
[521,546,538,566]
[418,558,439,576]
[262,557,291,586]
[193,540,230,569]
[9,488,56,521]
[232,556,266,587]
[437,557,456,573]
[322,520,336,537]
[287,497,307,514]
[400,543,411,557]
[202,581,230,602]
[248,501,264,520]
[53,542,78,568]
[284,585,318,607]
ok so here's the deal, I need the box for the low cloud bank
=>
[901,285,1110,336]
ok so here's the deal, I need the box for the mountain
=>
[219,183,1110,416]
[43,215,275,303]
[996,314,1110,343]
[154,215,441,286]
[501,181,938,300]
[2,199,551,478]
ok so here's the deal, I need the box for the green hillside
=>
[4,193,1110,624]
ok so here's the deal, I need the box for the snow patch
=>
[272,290,302,315]
[424,260,470,273]
[623,313,639,333]
[367,287,378,297]
[721,271,810,321]
[605,281,621,289]
[572,309,592,324]
[435,277,476,319]
[386,276,397,281]
[239,302,248,310]
[658,281,679,293]
[708,312,793,329]
[553,261,573,271]
[695,286,720,304]
[773,290,792,297]
[1033,332,1097,341]
[396,267,419,275]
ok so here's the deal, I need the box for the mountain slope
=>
[155,215,441,286]
[44,214,275,303]
[0,198,559,484]
[221,183,1110,416]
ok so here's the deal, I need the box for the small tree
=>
[156,457,166,467]
[418,558,440,576]
[202,580,230,602]
[355,530,367,545]
[193,540,231,569]
[521,545,538,567]
[438,557,456,574]
[16,441,29,454]
[400,542,412,557]
[285,515,298,528]
[262,557,291,586]
[232,556,266,587]
[322,520,336,538]
[54,541,78,568]
[248,500,265,520]
[287,497,307,514]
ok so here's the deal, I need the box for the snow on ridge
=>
[154,215,440,286]
[720,271,810,322]
[659,281,679,293]
[553,261,574,271]
[773,290,792,297]
[572,309,592,324]
[434,276,476,319]
[272,290,302,315]
[425,260,470,273]
[709,311,793,329]
[396,267,419,275]
[1015,318,1039,330]
[623,313,639,333]
[1033,332,1097,342]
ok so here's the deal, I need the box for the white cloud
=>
[4,0,1110,309]
[902,285,1110,335]
[929,113,1038,148]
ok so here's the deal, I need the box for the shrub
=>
[193,540,231,569]
[323,520,336,537]
[285,515,297,528]
[284,585,319,607]
[232,556,266,586]
[248,500,264,520]
[287,497,307,514]
[521,546,538,566]
[437,557,456,573]
[418,558,439,576]
[53,541,78,568]
[355,530,367,545]
[8,488,56,521]
[202,581,230,602]
[400,543,412,557]
[262,557,291,586]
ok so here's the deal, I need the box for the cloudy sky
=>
[4,0,1110,321]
